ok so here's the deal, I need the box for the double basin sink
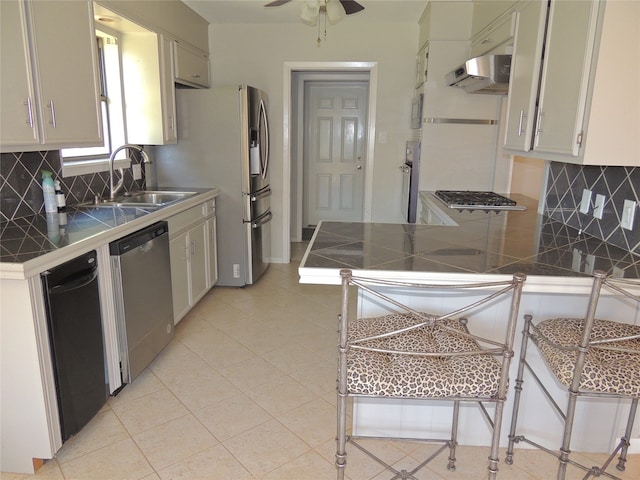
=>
[82,191,196,209]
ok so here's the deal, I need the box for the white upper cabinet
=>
[471,0,519,38]
[503,0,547,151]
[504,0,640,166]
[0,1,39,149]
[173,41,210,88]
[121,30,177,145]
[470,9,518,57]
[0,0,102,152]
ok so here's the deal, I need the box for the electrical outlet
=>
[233,263,240,278]
[572,248,582,272]
[132,164,142,180]
[580,189,592,214]
[621,199,637,230]
[593,194,606,219]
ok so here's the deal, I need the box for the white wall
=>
[208,21,419,263]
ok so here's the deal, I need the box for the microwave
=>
[411,92,423,129]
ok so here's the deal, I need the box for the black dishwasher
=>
[41,250,108,442]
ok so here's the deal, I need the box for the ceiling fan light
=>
[300,0,320,26]
[326,1,345,24]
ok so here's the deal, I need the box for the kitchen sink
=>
[79,191,197,208]
[118,191,196,205]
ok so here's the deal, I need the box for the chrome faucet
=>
[108,144,151,200]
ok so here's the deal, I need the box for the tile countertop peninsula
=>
[0,187,219,280]
[299,193,640,453]
[299,193,640,293]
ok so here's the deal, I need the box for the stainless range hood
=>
[446,54,511,95]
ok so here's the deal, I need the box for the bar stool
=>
[506,270,640,479]
[336,269,526,480]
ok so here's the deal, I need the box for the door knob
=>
[356,165,362,170]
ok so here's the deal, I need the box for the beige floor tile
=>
[231,322,300,356]
[157,444,253,480]
[57,438,153,480]
[54,409,129,464]
[278,397,336,448]
[195,393,271,442]
[111,389,189,436]
[247,376,316,417]
[107,369,165,407]
[222,419,309,478]
[219,356,286,392]
[261,342,329,375]
[262,449,336,479]
[148,342,219,388]
[168,370,240,412]
[133,414,217,471]
[180,327,256,370]
[289,359,337,397]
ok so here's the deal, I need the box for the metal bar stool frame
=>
[505,270,640,480]
[336,269,526,480]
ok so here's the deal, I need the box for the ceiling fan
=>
[265,1,365,26]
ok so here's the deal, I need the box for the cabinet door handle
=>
[191,239,196,256]
[24,97,34,127]
[536,111,544,136]
[517,110,528,137]
[48,100,57,128]
[481,38,491,45]
[192,73,201,78]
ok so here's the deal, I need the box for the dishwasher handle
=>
[47,267,98,295]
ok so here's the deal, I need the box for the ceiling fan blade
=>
[264,0,292,7]
[339,0,365,15]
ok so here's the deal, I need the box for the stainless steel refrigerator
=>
[155,85,271,286]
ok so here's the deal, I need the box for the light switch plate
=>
[594,194,606,219]
[621,199,637,230]
[580,189,592,214]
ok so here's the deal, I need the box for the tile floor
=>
[3,242,639,480]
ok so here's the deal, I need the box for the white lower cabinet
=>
[167,201,216,324]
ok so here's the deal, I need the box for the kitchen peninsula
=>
[298,194,640,453]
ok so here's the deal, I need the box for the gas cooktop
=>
[434,190,527,211]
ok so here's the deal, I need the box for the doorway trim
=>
[283,61,378,260]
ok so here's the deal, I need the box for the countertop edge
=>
[298,266,601,294]
[1,188,220,280]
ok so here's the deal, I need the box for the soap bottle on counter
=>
[54,180,66,212]
[41,170,57,213]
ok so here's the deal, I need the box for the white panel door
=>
[304,82,368,226]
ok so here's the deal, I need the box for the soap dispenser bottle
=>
[41,170,57,213]
[54,179,66,212]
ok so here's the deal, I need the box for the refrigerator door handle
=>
[250,187,272,202]
[247,210,272,229]
[259,98,269,180]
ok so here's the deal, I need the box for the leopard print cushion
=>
[532,318,640,396]
[346,313,502,398]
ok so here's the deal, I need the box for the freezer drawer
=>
[245,209,272,284]
[247,186,272,220]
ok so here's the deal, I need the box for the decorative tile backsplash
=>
[545,162,639,255]
[1,150,146,222]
